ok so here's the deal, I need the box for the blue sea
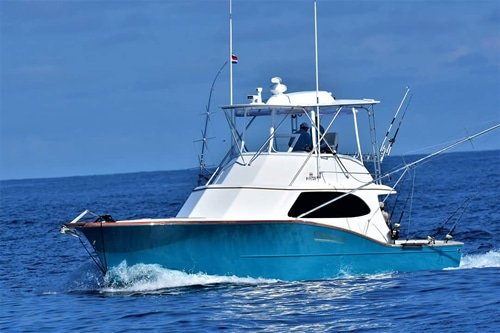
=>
[1,150,499,332]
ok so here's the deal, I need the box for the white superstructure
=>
[178,78,395,244]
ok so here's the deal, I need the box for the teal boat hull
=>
[75,221,462,281]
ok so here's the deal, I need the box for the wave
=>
[458,250,500,269]
[90,251,499,293]
[100,261,277,293]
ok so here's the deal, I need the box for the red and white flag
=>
[231,54,238,64]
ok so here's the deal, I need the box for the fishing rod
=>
[298,123,500,218]
[384,93,412,161]
[380,87,411,162]
[445,195,475,242]
[387,186,413,240]
[429,194,475,239]
[387,157,414,221]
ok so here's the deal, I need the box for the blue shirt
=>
[292,128,312,151]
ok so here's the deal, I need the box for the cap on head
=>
[300,122,309,129]
[379,202,385,209]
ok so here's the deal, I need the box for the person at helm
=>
[292,122,312,152]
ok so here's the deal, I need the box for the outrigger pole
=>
[298,123,500,218]
[386,123,500,175]
[196,61,228,183]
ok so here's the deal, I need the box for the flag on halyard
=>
[231,54,238,64]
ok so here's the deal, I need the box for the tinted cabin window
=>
[288,192,370,218]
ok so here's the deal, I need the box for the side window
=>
[288,192,371,218]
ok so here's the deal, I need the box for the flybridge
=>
[216,77,384,184]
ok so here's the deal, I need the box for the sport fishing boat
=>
[60,1,494,281]
[61,72,468,280]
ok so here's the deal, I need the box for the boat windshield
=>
[226,105,376,157]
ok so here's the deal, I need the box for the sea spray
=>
[459,250,500,269]
[65,262,104,292]
[101,261,277,293]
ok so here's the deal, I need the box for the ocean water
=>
[1,150,499,332]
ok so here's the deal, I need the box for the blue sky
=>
[1,0,499,180]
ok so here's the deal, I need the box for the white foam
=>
[335,270,395,281]
[458,250,500,269]
[101,261,277,293]
[98,251,500,292]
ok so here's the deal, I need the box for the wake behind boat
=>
[60,1,496,281]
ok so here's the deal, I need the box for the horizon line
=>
[1,148,497,183]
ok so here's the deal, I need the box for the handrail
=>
[246,107,297,165]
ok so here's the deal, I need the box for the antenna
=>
[228,0,237,154]
[313,0,320,177]
[229,0,233,105]
[314,1,320,100]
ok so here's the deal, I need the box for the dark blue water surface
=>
[1,150,499,332]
